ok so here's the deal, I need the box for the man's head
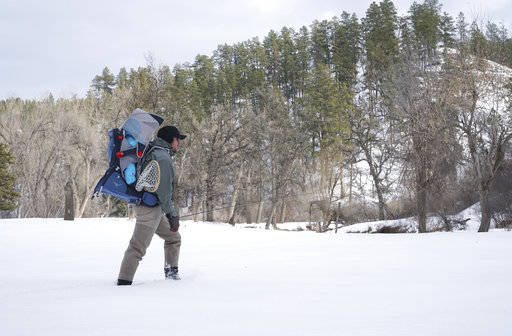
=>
[157,126,186,152]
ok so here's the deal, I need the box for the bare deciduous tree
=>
[349,94,401,220]
[388,50,456,232]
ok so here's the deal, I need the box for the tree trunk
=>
[478,187,491,232]
[206,178,215,222]
[245,170,253,224]
[339,147,344,200]
[470,142,492,232]
[321,203,332,232]
[376,187,386,220]
[272,206,278,230]
[76,184,95,218]
[279,202,287,223]
[66,164,81,218]
[265,203,277,230]
[190,194,200,222]
[70,159,96,219]
[276,201,282,223]
[228,166,245,225]
[364,147,386,220]
[193,203,200,222]
[256,191,264,224]
[349,162,353,205]
[245,201,254,224]
[228,206,236,225]
[64,182,74,221]
[416,164,427,233]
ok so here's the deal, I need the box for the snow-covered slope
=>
[1,217,511,336]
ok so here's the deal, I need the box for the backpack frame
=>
[91,109,164,206]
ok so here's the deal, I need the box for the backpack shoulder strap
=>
[136,145,170,178]
[147,145,171,157]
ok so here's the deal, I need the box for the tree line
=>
[1,0,512,232]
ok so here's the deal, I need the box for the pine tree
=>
[91,66,116,94]
[331,12,361,89]
[117,67,129,88]
[244,38,267,104]
[233,42,252,100]
[456,12,468,43]
[295,26,311,99]
[192,54,217,114]
[398,16,413,55]
[409,0,443,58]
[310,20,332,67]
[304,63,351,217]
[263,30,281,88]
[214,44,236,104]
[170,64,196,114]
[440,12,456,50]
[0,143,20,212]
[362,0,399,89]
[278,27,301,101]
[305,63,350,154]
[469,21,487,57]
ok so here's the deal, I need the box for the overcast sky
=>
[1,0,511,100]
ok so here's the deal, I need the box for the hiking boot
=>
[117,279,132,286]
[164,265,181,280]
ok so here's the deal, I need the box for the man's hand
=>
[166,214,180,232]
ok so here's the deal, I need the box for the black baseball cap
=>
[157,126,187,144]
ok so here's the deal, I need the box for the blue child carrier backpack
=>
[92,108,164,206]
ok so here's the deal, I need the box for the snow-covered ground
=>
[1,217,511,336]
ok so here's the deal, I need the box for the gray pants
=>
[118,205,181,282]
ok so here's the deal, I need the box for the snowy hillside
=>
[1,218,511,336]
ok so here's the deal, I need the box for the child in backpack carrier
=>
[123,134,138,185]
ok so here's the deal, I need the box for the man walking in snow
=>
[117,126,186,286]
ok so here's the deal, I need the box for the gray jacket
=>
[144,137,177,217]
